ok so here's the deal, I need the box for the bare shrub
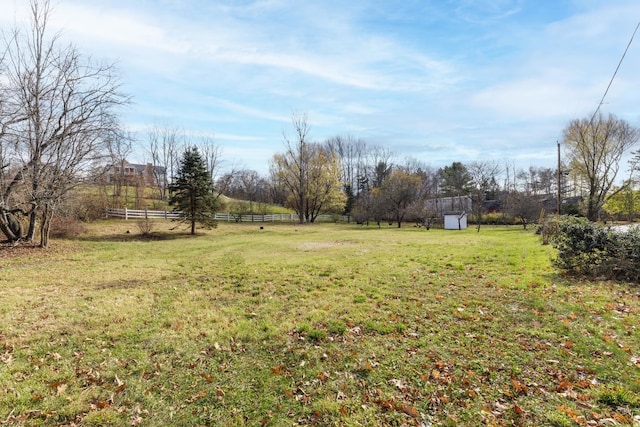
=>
[49,217,87,239]
[137,219,155,237]
[54,190,109,222]
[539,215,561,245]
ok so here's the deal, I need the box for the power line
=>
[590,20,640,124]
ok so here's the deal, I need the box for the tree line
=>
[2,1,640,245]
[161,111,640,233]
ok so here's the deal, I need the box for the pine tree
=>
[169,147,220,234]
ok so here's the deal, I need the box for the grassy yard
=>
[0,221,639,426]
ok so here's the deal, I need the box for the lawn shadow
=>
[75,230,201,243]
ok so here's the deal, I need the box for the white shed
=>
[444,212,467,230]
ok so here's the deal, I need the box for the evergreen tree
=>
[439,162,473,197]
[169,147,220,234]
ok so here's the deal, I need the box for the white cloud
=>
[2,0,639,175]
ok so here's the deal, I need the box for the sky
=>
[1,0,640,177]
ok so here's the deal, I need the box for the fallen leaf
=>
[556,379,573,392]
[318,371,330,383]
[613,413,631,423]
[271,365,285,375]
[94,399,111,409]
[49,380,68,396]
[395,402,419,418]
[49,380,66,390]
[186,391,206,403]
[511,378,528,395]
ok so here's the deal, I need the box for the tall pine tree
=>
[169,147,220,234]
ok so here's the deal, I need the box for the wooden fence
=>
[105,208,349,223]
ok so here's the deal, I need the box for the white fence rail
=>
[105,208,349,223]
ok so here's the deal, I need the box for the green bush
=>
[550,216,640,282]
[469,212,513,226]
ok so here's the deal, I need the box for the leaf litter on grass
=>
[1,223,639,426]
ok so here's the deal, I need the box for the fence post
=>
[145,208,148,219]
[125,208,128,220]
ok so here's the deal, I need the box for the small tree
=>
[169,147,219,235]
[379,168,422,228]
[467,161,501,232]
[505,191,543,229]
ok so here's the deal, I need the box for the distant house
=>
[425,195,472,216]
[106,160,166,188]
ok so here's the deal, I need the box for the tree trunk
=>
[0,210,23,242]
[586,196,598,222]
[40,203,53,248]
[191,193,196,234]
[27,208,38,242]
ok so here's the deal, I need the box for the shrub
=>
[550,216,640,282]
[539,215,562,245]
[49,217,87,238]
[59,191,108,221]
[137,218,156,237]
[483,212,509,225]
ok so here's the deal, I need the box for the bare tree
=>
[467,161,501,232]
[147,124,182,200]
[324,135,368,217]
[0,0,127,246]
[271,112,312,223]
[218,168,268,217]
[106,131,132,206]
[505,191,543,229]
[195,135,222,183]
[564,112,639,221]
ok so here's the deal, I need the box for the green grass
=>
[1,221,639,426]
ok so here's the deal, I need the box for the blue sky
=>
[2,0,639,176]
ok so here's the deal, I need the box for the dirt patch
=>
[94,278,147,290]
[297,241,354,251]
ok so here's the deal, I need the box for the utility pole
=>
[557,141,561,215]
